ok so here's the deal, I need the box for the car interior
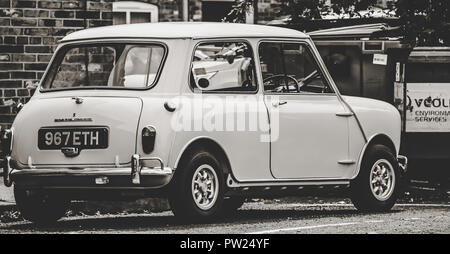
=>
[259,42,334,94]
[190,42,257,92]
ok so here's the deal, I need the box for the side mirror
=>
[197,78,210,89]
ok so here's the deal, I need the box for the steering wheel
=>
[263,74,301,93]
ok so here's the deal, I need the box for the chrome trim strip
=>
[131,154,141,184]
[3,156,13,187]
[11,167,173,177]
[227,175,349,188]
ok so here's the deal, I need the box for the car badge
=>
[54,113,92,123]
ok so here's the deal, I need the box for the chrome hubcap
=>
[191,164,219,210]
[370,159,395,201]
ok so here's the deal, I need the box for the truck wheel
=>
[168,149,225,221]
[14,186,69,224]
[350,144,400,212]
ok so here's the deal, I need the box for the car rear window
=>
[41,43,166,90]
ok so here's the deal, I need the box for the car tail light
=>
[142,126,156,154]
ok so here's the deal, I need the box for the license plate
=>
[38,127,108,150]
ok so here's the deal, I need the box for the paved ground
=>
[0,201,448,234]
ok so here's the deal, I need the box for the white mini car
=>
[1,23,407,223]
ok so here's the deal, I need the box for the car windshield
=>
[42,43,165,90]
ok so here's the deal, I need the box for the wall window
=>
[259,42,334,94]
[190,41,257,93]
[112,1,159,25]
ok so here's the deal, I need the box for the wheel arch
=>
[174,137,232,175]
[352,133,397,179]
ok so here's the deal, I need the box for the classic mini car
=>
[0,23,407,223]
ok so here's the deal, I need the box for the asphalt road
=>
[0,201,448,234]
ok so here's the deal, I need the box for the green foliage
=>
[396,0,450,46]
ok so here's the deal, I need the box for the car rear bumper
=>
[10,167,173,189]
[4,155,174,190]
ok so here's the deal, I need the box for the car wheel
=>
[168,149,225,221]
[350,144,400,212]
[14,186,69,224]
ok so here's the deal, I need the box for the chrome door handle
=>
[336,112,354,117]
[272,101,287,107]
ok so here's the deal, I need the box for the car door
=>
[172,40,272,181]
[259,41,352,179]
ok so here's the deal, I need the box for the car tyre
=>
[14,186,69,225]
[350,144,400,212]
[168,149,225,222]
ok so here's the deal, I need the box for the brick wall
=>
[0,0,279,128]
[0,0,113,128]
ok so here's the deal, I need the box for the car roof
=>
[61,22,309,42]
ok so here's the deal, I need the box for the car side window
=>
[259,42,334,94]
[190,41,257,93]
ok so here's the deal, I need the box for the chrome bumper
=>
[397,155,408,174]
[5,154,173,189]
[1,127,13,187]
[2,156,13,187]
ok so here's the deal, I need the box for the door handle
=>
[272,101,287,107]
[336,112,354,117]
